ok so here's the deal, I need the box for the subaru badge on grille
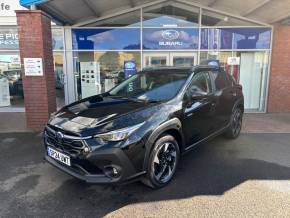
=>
[56,131,64,142]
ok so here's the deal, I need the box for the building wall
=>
[16,10,56,130]
[268,25,290,112]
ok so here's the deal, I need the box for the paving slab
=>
[242,113,290,133]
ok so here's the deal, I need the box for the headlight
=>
[94,122,144,142]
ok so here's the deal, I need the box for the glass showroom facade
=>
[70,2,272,112]
[0,1,272,112]
[0,26,65,111]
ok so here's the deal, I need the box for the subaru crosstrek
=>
[44,65,244,188]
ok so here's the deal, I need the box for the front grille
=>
[44,126,88,156]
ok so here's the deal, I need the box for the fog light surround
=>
[104,165,121,178]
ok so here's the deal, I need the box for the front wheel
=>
[224,107,243,139]
[142,134,180,188]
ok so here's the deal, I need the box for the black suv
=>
[44,66,244,188]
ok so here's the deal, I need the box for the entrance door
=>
[143,52,197,68]
[239,52,263,110]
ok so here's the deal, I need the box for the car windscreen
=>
[108,71,190,102]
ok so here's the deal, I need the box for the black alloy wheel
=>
[142,134,180,188]
[224,107,243,139]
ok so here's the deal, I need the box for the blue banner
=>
[143,28,199,50]
[201,28,271,50]
[124,61,137,79]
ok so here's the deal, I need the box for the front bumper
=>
[45,146,146,184]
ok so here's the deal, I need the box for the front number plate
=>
[47,147,71,166]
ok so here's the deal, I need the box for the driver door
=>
[182,71,216,147]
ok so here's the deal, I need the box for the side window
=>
[211,71,229,91]
[186,72,211,97]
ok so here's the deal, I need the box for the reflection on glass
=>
[0,54,22,108]
[52,28,64,50]
[53,53,65,108]
[72,28,141,50]
[143,3,199,27]
[73,52,141,100]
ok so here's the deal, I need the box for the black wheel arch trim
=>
[142,118,184,171]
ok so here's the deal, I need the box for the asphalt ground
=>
[1,132,290,217]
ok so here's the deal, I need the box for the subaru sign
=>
[162,30,179,41]
[124,60,136,79]
[125,61,135,69]
[159,29,182,47]
[143,28,199,50]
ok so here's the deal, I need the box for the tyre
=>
[224,107,243,139]
[142,134,180,189]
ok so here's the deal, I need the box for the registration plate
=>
[47,147,71,166]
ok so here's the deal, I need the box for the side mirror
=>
[191,91,207,101]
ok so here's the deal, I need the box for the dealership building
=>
[0,0,289,130]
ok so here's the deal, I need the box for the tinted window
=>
[211,71,229,90]
[186,72,211,97]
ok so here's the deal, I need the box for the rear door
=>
[210,70,236,130]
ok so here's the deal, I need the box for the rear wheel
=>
[142,134,180,188]
[224,107,243,139]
